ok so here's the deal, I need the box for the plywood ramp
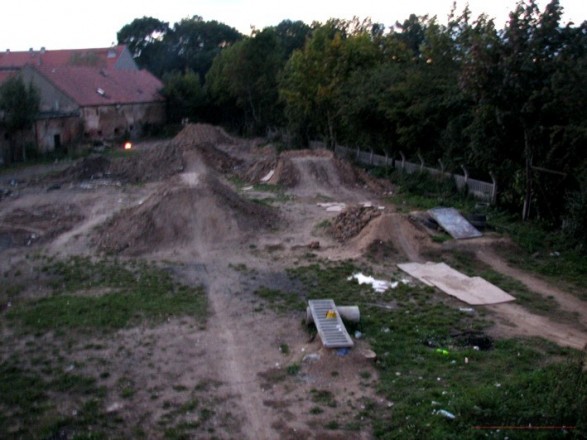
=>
[398,262,515,305]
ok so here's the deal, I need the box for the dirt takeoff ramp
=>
[398,262,516,305]
[308,299,354,348]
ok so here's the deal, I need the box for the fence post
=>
[418,153,425,172]
[369,149,374,165]
[460,165,469,184]
[400,151,406,171]
[438,159,445,177]
[490,171,497,205]
[355,146,360,161]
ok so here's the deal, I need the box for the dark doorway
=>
[54,134,61,150]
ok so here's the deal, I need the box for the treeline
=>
[118,1,587,246]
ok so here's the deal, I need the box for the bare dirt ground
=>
[1,123,586,438]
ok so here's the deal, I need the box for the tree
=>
[117,16,170,59]
[279,20,381,146]
[0,76,39,163]
[117,16,242,79]
[162,70,206,124]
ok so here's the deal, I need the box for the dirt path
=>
[203,264,276,440]
[487,302,587,350]
[476,248,587,329]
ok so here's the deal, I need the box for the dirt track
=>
[1,123,586,438]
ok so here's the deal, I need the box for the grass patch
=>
[0,360,112,439]
[288,261,587,439]
[7,256,207,333]
[253,286,305,314]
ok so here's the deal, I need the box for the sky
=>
[2,0,585,51]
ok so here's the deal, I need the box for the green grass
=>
[7,256,207,333]
[253,286,305,314]
[446,250,579,321]
[288,261,587,439]
[0,360,112,439]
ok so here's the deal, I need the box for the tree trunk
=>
[522,129,533,221]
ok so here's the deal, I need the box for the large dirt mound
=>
[95,174,277,256]
[240,149,392,195]
[111,141,184,183]
[173,123,236,147]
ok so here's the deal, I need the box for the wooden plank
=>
[308,299,354,348]
[398,262,515,305]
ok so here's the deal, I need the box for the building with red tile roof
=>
[9,65,166,153]
[0,45,137,70]
[1,45,164,159]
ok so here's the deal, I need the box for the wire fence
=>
[329,144,496,203]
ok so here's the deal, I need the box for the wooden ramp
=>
[308,299,354,348]
[398,262,516,305]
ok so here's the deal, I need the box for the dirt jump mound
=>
[241,149,392,198]
[330,206,383,242]
[111,141,185,183]
[173,123,236,147]
[95,173,277,256]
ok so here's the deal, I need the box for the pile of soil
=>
[0,204,84,247]
[95,174,278,256]
[173,123,235,147]
[329,206,382,242]
[189,142,242,174]
[59,155,112,181]
[111,141,184,183]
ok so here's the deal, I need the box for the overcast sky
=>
[2,0,585,51]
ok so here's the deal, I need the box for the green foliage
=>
[162,70,206,123]
[0,75,40,163]
[117,15,242,78]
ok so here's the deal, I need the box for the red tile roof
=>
[0,45,129,69]
[0,69,18,83]
[34,66,164,107]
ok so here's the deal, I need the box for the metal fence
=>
[332,144,496,203]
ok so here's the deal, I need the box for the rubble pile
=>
[329,206,382,242]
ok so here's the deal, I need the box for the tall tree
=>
[279,20,380,146]
[0,76,39,163]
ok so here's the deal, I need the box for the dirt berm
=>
[95,173,278,256]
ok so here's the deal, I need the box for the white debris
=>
[348,273,393,293]
[261,170,275,182]
[317,202,346,212]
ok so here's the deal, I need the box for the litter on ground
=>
[260,169,274,182]
[317,202,346,212]
[348,273,393,293]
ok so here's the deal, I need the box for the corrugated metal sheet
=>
[308,299,354,348]
[428,207,482,239]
